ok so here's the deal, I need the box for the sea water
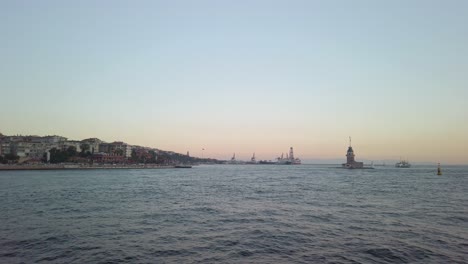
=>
[0,165,467,263]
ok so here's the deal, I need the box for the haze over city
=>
[1,1,467,164]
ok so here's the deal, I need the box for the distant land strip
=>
[0,164,183,171]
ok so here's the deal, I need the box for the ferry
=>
[395,160,411,168]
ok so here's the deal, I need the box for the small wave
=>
[0,252,17,258]
[151,249,195,258]
[365,248,408,263]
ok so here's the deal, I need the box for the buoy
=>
[437,163,442,175]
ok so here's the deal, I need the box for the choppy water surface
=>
[0,165,467,263]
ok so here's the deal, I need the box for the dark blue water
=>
[1,165,467,263]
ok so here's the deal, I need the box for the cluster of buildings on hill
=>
[0,133,161,164]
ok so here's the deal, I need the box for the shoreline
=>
[0,164,186,171]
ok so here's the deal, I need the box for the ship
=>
[395,159,411,168]
[226,153,246,164]
[175,165,192,168]
[246,153,257,164]
[276,147,301,165]
[258,160,276,165]
[229,153,238,164]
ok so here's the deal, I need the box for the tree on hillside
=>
[114,148,124,156]
[66,146,77,157]
[48,148,67,163]
[149,150,157,163]
[79,143,91,157]
[3,153,19,164]
[48,147,79,163]
[130,149,138,162]
[156,155,166,165]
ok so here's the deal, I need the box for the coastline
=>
[0,164,185,171]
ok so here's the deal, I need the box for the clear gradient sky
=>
[1,1,467,164]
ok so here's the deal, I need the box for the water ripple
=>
[0,165,467,263]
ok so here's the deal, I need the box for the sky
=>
[1,0,467,164]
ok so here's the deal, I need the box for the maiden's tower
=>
[342,137,364,169]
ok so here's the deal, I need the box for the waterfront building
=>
[0,135,75,159]
[13,142,60,159]
[99,141,132,157]
[14,142,31,157]
[91,153,126,163]
[30,143,56,159]
[42,135,67,144]
[0,142,12,156]
[61,140,82,152]
[80,138,103,154]
[132,148,153,161]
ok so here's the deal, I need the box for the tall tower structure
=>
[343,137,364,169]
[346,137,355,164]
[289,147,294,161]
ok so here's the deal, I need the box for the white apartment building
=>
[80,138,102,154]
[99,142,132,158]
[61,140,82,152]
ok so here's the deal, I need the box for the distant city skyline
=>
[1,1,467,164]
[0,131,462,165]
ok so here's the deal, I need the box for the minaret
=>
[346,136,355,164]
[289,147,294,161]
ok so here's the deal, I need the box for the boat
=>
[175,165,192,168]
[246,153,257,164]
[231,153,236,163]
[276,147,301,165]
[395,159,411,168]
[258,160,276,165]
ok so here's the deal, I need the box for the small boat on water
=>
[175,165,192,168]
[395,159,411,168]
